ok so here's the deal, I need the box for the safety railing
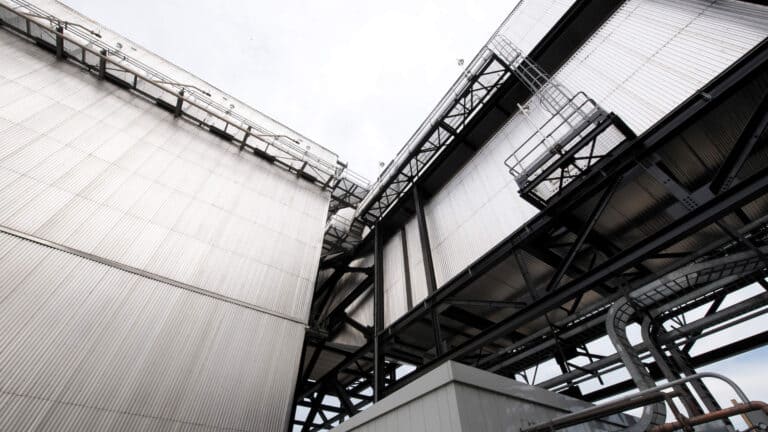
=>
[489,34,573,114]
[0,0,372,197]
[504,92,603,182]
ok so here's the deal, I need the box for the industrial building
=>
[0,0,767,431]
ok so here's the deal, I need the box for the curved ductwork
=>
[607,248,768,430]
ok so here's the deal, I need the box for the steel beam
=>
[582,330,768,403]
[711,93,768,194]
[414,186,445,355]
[389,164,768,393]
[401,229,414,310]
[373,224,385,402]
[542,178,620,294]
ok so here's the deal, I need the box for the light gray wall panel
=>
[339,383,462,432]
[333,362,631,432]
[498,0,578,55]
[420,0,768,289]
[404,215,428,306]
[425,111,540,288]
[0,231,304,432]
[554,0,768,134]
[0,28,329,322]
[383,230,408,326]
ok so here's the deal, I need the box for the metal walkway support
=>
[493,34,634,204]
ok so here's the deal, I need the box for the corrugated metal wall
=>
[498,0,578,55]
[0,17,329,431]
[421,0,768,290]
[323,0,768,350]
[0,29,328,323]
[554,0,768,134]
[404,216,429,306]
[420,0,579,289]
[328,2,577,330]
[0,232,305,432]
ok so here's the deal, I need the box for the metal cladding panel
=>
[421,0,768,289]
[425,111,540,287]
[11,0,339,166]
[0,231,304,432]
[413,0,575,288]
[554,0,768,134]
[0,29,329,323]
[404,215,428,305]
[497,0,578,55]
[383,230,408,326]
[338,383,463,432]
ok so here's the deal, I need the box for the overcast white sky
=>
[62,0,514,180]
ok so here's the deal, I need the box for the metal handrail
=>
[0,0,370,188]
[522,372,753,432]
[504,92,600,178]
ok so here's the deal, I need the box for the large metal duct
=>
[606,248,768,431]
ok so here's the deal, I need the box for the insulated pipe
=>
[606,248,768,431]
[523,373,753,432]
[520,391,675,432]
[641,316,706,418]
[650,402,768,432]
[606,301,668,431]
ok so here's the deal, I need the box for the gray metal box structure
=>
[332,362,633,432]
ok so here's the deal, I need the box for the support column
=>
[98,49,107,80]
[401,229,414,310]
[55,25,64,60]
[373,225,385,402]
[413,187,445,355]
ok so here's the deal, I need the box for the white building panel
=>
[498,0,578,55]
[421,0,768,289]
[404,215,429,306]
[0,28,329,322]
[0,232,304,432]
[414,0,577,288]
[383,231,408,327]
[425,111,540,287]
[554,0,768,134]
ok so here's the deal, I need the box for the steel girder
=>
[290,38,768,430]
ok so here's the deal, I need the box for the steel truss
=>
[291,38,768,430]
[357,53,511,226]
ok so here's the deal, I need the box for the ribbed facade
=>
[426,0,768,291]
[326,0,768,335]
[0,9,329,431]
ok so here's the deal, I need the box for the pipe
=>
[607,300,667,430]
[606,248,768,430]
[521,391,676,432]
[650,401,768,432]
[642,316,705,418]
[522,372,753,432]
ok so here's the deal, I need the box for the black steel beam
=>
[414,187,438,295]
[545,178,620,293]
[401,229,414,310]
[414,186,445,356]
[373,225,385,402]
[582,329,768,403]
[711,93,768,194]
[386,163,768,395]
